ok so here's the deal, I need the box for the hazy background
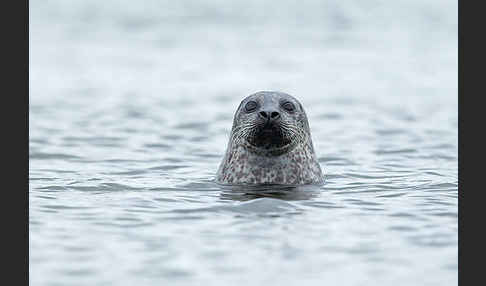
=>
[30,0,456,105]
[30,1,457,285]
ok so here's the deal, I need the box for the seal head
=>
[215,91,324,185]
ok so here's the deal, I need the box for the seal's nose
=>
[258,110,280,122]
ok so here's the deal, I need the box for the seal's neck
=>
[216,139,323,185]
[239,140,314,168]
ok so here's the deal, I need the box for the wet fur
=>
[215,91,324,185]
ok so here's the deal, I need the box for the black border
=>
[2,0,28,284]
[458,0,462,283]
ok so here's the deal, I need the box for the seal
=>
[215,91,324,185]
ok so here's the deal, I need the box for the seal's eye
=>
[282,101,295,112]
[245,101,258,112]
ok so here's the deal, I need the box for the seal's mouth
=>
[246,122,291,150]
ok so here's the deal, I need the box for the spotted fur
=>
[215,91,324,185]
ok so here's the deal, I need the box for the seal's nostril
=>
[259,111,269,118]
[271,111,280,119]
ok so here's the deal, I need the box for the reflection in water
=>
[218,184,322,201]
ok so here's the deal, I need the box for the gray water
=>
[29,1,458,285]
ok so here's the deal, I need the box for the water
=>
[29,1,458,285]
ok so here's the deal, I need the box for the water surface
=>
[30,1,457,285]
